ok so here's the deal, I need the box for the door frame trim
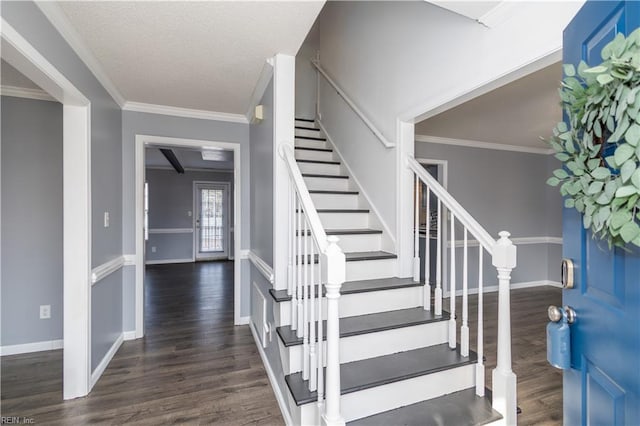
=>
[193,181,231,261]
[135,135,242,334]
[1,18,92,399]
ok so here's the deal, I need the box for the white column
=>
[321,236,346,426]
[491,231,517,426]
[461,229,469,357]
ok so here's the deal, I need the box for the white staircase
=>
[270,119,518,425]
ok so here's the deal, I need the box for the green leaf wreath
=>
[547,29,640,248]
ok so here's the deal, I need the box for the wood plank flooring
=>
[1,263,562,425]
[1,261,283,425]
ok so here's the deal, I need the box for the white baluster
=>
[461,229,469,357]
[491,231,517,426]
[317,243,324,407]
[476,248,485,397]
[424,187,431,311]
[303,217,310,381]
[288,181,294,298]
[449,212,456,349]
[435,200,442,316]
[290,186,297,331]
[309,236,317,392]
[296,199,303,337]
[413,175,420,282]
[321,236,345,426]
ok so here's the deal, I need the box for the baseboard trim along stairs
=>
[255,118,513,425]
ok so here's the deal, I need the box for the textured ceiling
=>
[58,1,325,114]
[416,62,563,149]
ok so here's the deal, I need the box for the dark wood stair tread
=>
[295,126,320,131]
[295,146,332,152]
[302,173,349,179]
[269,277,420,302]
[309,190,359,195]
[296,159,340,165]
[347,387,502,426]
[295,118,315,123]
[286,344,477,406]
[296,135,327,141]
[297,228,382,236]
[277,307,449,347]
[296,251,396,265]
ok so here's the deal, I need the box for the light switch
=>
[104,212,110,228]
[187,211,192,217]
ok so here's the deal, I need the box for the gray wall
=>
[415,142,563,286]
[295,21,319,120]
[250,78,275,267]
[121,111,250,331]
[2,1,124,366]
[145,168,234,263]
[1,96,63,346]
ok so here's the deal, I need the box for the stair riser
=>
[295,149,334,162]
[310,193,359,210]
[317,212,368,229]
[297,161,341,175]
[295,120,317,128]
[295,128,323,138]
[281,321,448,374]
[303,176,350,191]
[345,258,396,281]
[274,286,422,326]
[295,233,381,253]
[295,138,328,150]
[339,364,476,422]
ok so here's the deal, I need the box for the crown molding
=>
[245,60,274,122]
[123,101,248,124]
[35,1,126,107]
[477,1,521,28]
[1,85,56,102]
[415,134,554,155]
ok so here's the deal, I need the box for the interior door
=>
[194,183,228,260]
[562,2,640,425]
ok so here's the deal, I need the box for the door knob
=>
[548,305,576,324]
[547,305,576,370]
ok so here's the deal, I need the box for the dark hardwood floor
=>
[2,264,561,425]
[1,261,283,425]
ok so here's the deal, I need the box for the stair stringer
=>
[317,120,397,258]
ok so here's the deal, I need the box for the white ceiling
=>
[57,1,325,116]
[146,146,233,171]
[415,62,562,149]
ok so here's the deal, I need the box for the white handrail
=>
[312,60,395,149]
[280,144,329,252]
[407,156,495,254]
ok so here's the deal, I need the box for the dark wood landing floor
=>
[1,261,284,425]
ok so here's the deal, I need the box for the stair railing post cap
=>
[492,231,517,269]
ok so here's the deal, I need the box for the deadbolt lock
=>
[561,258,575,289]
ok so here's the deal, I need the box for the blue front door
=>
[563,2,640,425]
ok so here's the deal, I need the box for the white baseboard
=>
[444,280,562,297]
[145,258,193,265]
[123,331,137,341]
[237,316,251,325]
[249,322,293,426]
[0,339,63,356]
[90,333,124,390]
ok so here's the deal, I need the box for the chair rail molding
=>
[415,134,554,155]
[91,256,126,285]
[248,251,275,284]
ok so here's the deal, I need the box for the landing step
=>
[348,387,501,426]
[295,126,320,131]
[286,344,477,406]
[269,277,419,302]
[297,159,340,165]
[302,173,349,179]
[277,307,449,347]
[295,146,332,152]
[296,251,396,265]
[297,228,382,236]
[309,190,358,195]
[295,118,315,123]
[296,135,327,141]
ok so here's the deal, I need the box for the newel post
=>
[491,231,518,425]
[321,236,346,426]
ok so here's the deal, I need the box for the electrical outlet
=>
[40,305,51,319]
[151,246,157,253]
[187,210,192,217]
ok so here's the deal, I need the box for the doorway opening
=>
[135,136,242,338]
